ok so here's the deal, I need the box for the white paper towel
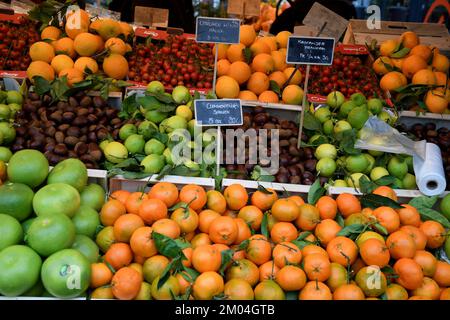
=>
[413,143,447,196]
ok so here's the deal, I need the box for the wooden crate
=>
[343,20,450,55]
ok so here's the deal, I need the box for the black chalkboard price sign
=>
[194,99,243,126]
[195,17,240,44]
[286,36,335,65]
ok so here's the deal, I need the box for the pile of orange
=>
[374,31,449,114]
[215,25,304,105]
[26,7,133,84]
[91,183,450,300]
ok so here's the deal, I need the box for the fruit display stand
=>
[109,175,215,193]
[343,20,450,55]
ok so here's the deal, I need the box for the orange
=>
[373,186,398,201]
[386,230,416,259]
[433,261,450,287]
[380,39,398,56]
[217,59,231,77]
[41,26,61,40]
[296,204,320,231]
[326,236,358,266]
[192,271,224,300]
[269,71,288,87]
[384,283,408,300]
[372,56,394,75]
[113,214,145,243]
[424,89,448,114]
[298,281,332,300]
[258,90,279,103]
[393,258,424,290]
[432,53,450,72]
[65,8,90,39]
[179,184,207,212]
[326,262,348,292]
[208,216,238,245]
[176,272,192,295]
[271,222,298,243]
[227,61,251,85]
[216,44,228,59]
[238,90,258,100]
[192,245,221,273]
[380,71,407,91]
[247,72,270,95]
[240,25,257,47]
[289,195,305,207]
[303,253,331,282]
[333,283,365,300]
[130,226,157,258]
[74,33,100,56]
[259,261,279,281]
[412,277,440,300]
[206,190,227,214]
[275,30,291,49]
[272,198,300,222]
[125,192,148,215]
[272,242,302,268]
[103,53,129,80]
[223,184,248,211]
[402,55,427,78]
[316,196,338,220]
[226,43,245,62]
[238,205,263,230]
[251,188,278,211]
[90,262,113,289]
[281,84,304,105]
[151,219,180,239]
[59,68,84,86]
[441,288,450,300]
[373,206,400,234]
[191,233,211,248]
[138,198,168,225]
[74,57,98,74]
[413,250,437,277]
[182,247,193,267]
[225,258,259,287]
[105,37,127,55]
[271,50,287,71]
[110,190,130,205]
[91,287,114,299]
[53,37,76,58]
[251,53,275,74]
[400,31,419,49]
[410,44,432,61]
[27,61,55,82]
[396,204,421,227]
[250,40,271,56]
[259,36,277,51]
[100,199,126,226]
[198,209,221,233]
[29,41,55,63]
[111,267,142,300]
[283,67,302,85]
[215,75,240,99]
[142,255,169,284]
[148,182,179,208]
[276,265,307,291]
[171,207,199,234]
[314,219,342,246]
[400,225,427,250]
[419,220,446,249]
[302,244,328,258]
[224,279,254,300]
[234,218,252,244]
[412,69,436,85]
[51,55,74,74]
[104,243,133,271]
[336,193,361,218]
[245,234,271,266]
[434,71,449,86]
[360,238,390,267]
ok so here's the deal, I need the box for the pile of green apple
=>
[0,90,22,147]
[101,81,215,177]
[308,90,417,190]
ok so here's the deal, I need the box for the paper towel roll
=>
[413,143,447,196]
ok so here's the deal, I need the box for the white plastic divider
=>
[109,175,215,193]
[222,178,310,199]
[87,169,108,192]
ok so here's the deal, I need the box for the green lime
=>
[141,154,165,174]
[334,179,348,187]
[333,120,352,134]
[119,123,137,141]
[323,119,334,135]
[368,98,383,115]
[350,93,367,106]
[47,158,88,192]
[402,173,417,190]
[145,110,168,124]
[104,141,128,163]
[27,213,76,257]
[0,182,34,221]
[370,167,389,181]
[314,107,331,123]
[364,153,375,174]
[125,134,145,154]
[0,104,10,120]
[7,149,49,188]
[345,154,369,173]
[71,234,99,263]
[316,157,336,177]
[388,157,408,179]
[326,91,345,108]
[146,81,165,94]
[80,183,105,211]
[0,214,23,251]
[145,138,165,155]
[176,105,193,121]
[347,106,369,129]
[72,205,100,239]
[6,91,23,105]
[33,183,80,218]
[315,143,337,160]
[338,101,357,119]
[346,173,368,188]
[0,122,15,145]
